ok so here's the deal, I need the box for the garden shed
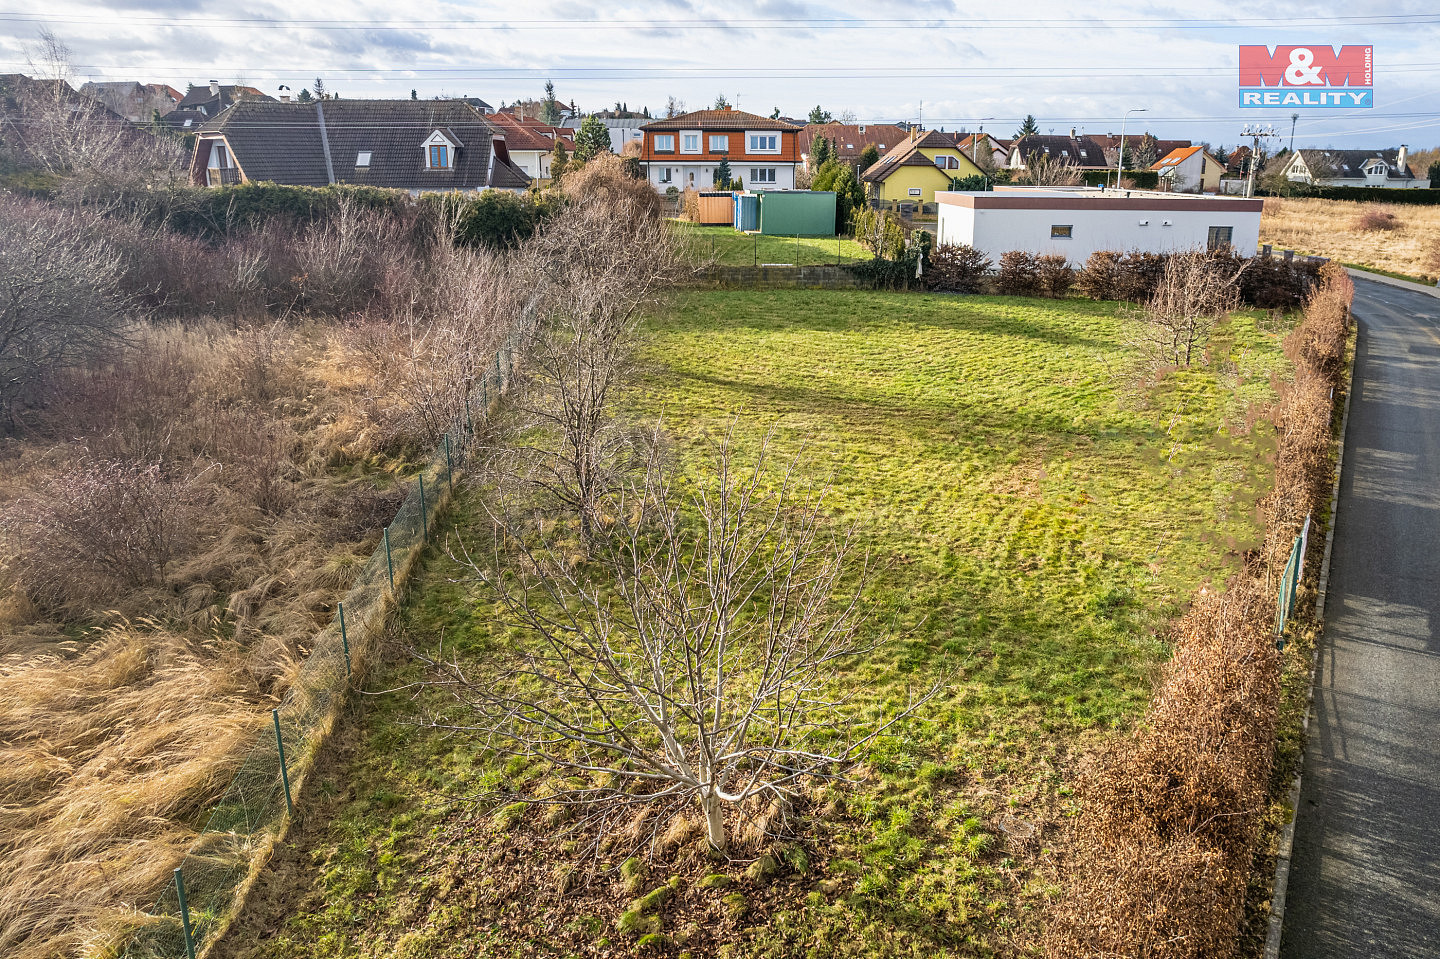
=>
[695,192,735,226]
[757,190,836,236]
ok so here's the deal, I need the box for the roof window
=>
[357,151,372,167]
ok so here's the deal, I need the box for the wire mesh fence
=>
[1274,513,1312,647]
[121,317,534,958]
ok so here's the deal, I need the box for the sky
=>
[1,0,1438,151]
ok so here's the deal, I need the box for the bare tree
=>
[1137,251,1247,367]
[1014,152,1083,186]
[663,95,686,119]
[428,431,938,852]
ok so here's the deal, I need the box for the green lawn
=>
[674,221,874,267]
[226,291,1293,959]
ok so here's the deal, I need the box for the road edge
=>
[1342,267,1440,299]
[1262,311,1360,959]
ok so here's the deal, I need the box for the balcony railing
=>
[205,166,242,187]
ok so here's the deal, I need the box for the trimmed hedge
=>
[164,182,410,236]
[1082,170,1160,189]
[1259,185,1440,204]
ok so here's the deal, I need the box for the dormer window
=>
[422,129,461,170]
[429,144,448,167]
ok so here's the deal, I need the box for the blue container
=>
[734,193,760,232]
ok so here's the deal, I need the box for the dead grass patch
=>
[1262,196,1440,280]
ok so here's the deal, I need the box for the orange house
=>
[640,107,802,192]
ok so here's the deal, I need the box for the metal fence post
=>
[174,867,197,959]
[444,435,454,490]
[419,475,428,544]
[383,527,395,593]
[272,709,293,815]
[338,602,351,677]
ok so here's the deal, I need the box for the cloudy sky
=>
[2,0,1437,150]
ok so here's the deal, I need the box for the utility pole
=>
[1242,123,1279,198]
[1288,113,1299,153]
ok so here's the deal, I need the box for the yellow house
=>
[860,129,984,204]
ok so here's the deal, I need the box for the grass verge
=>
[672,221,873,267]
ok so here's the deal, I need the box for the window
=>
[1051,225,1073,238]
[428,144,448,168]
[653,134,675,152]
[934,155,960,170]
[908,188,922,196]
[356,151,371,167]
[682,133,700,153]
[709,134,729,152]
[749,168,776,183]
[747,134,777,152]
[212,143,228,167]
[1207,226,1233,251]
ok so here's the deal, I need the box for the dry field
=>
[1260,196,1440,282]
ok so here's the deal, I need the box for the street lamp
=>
[1114,107,1147,189]
[972,117,994,165]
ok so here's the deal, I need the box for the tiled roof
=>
[1152,146,1205,169]
[1093,134,1192,159]
[176,84,271,116]
[1295,148,1421,180]
[201,98,528,190]
[489,113,574,151]
[799,122,909,159]
[642,108,801,131]
[1010,134,1110,169]
[859,131,972,182]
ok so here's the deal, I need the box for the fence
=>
[120,316,534,959]
[1274,514,1312,646]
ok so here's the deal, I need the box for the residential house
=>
[489,112,574,181]
[640,107,802,192]
[1280,147,1430,189]
[936,187,1262,264]
[1007,134,1110,173]
[1151,146,1225,193]
[191,98,529,193]
[955,133,1009,170]
[799,122,910,172]
[77,81,181,123]
[0,73,146,158]
[163,81,272,133]
[860,129,984,205]
[1092,133,1192,169]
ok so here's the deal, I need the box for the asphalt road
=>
[1282,277,1440,958]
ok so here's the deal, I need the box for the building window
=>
[682,133,700,153]
[1051,225,1073,238]
[709,134,729,152]
[908,188,922,196]
[428,144,448,168]
[1207,226,1234,251]
[356,151,371,167]
[749,168,776,183]
[748,134,778,152]
[213,143,228,168]
[654,134,675,153]
[658,167,673,183]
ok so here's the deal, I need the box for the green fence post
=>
[444,435,454,490]
[273,709,292,816]
[383,527,395,593]
[338,602,351,677]
[174,867,197,959]
[419,475,428,544]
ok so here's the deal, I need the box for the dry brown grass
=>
[1261,196,1440,281]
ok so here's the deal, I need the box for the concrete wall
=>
[936,199,1262,263]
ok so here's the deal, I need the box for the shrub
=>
[950,173,991,192]
[925,244,991,293]
[1074,250,1168,303]
[452,189,545,250]
[995,250,1042,296]
[1351,206,1401,231]
[561,153,661,220]
[1138,252,1244,367]
[1036,254,1075,297]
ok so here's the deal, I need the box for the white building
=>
[935,187,1263,264]
[1281,146,1430,190]
[640,108,803,193]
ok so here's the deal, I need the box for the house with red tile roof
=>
[799,122,909,172]
[860,129,984,204]
[488,112,574,182]
[639,107,802,191]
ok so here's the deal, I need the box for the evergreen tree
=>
[573,116,611,163]
[1015,114,1039,138]
[808,105,833,124]
[811,135,833,169]
[858,143,881,173]
[550,141,569,183]
[313,77,327,100]
[713,93,731,109]
[410,88,417,100]
[1130,133,1160,169]
[770,106,781,119]
[713,156,732,188]
[296,88,313,103]
[541,81,562,125]
[1427,160,1440,184]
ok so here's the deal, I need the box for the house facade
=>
[1281,147,1429,189]
[860,129,984,205]
[639,108,802,192]
[935,187,1263,264]
[489,112,574,182]
[956,133,1009,169]
[191,98,529,193]
[799,122,910,172]
[1151,146,1225,193]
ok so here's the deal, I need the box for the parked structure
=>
[755,190,836,235]
[1280,147,1430,189]
[935,187,1262,264]
[799,122,910,172]
[860,129,983,205]
[1151,146,1225,193]
[640,107,802,192]
[77,81,181,123]
[190,98,529,193]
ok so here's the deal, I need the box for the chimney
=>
[209,80,220,96]
[1397,144,1408,173]
[277,84,291,103]
[1071,127,1077,138]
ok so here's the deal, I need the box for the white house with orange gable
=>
[1151,146,1225,194]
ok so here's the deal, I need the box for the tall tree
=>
[550,140,569,183]
[712,93,731,109]
[313,77,327,100]
[573,116,611,163]
[1015,114,1039,138]
[808,105,833,124]
[713,156,733,188]
[410,88,417,100]
[810,135,833,169]
[1129,133,1160,169]
[296,88,313,103]
[664,95,685,118]
[858,143,881,173]
[541,80,562,125]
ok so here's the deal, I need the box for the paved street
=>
[1282,278,1440,958]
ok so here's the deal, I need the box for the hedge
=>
[1258,185,1440,204]
[1082,170,1160,189]
[163,182,411,236]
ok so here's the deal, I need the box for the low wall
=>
[689,264,873,289]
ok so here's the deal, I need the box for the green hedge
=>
[1258,185,1440,205]
[164,182,411,236]
[1082,170,1159,189]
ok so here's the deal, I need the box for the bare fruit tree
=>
[426,431,937,852]
[1138,251,1247,367]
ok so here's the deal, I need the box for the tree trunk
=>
[701,791,727,852]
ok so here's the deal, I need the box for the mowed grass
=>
[674,221,874,266]
[231,291,1293,959]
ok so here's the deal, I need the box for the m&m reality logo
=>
[1238,45,1373,109]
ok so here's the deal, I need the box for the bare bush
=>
[1014,153,1083,186]
[995,250,1042,296]
[924,243,991,293]
[1137,251,1246,367]
[1351,206,1401,232]
[430,431,936,852]
[1036,254,1075,297]
[560,152,661,220]
[294,195,418,317]
[0,196,130,427]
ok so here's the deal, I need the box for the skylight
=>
[357,151,372,167]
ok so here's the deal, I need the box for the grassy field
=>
[1261,195,1440,282]
[674,221,874,267]
[221,290,1294,959]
